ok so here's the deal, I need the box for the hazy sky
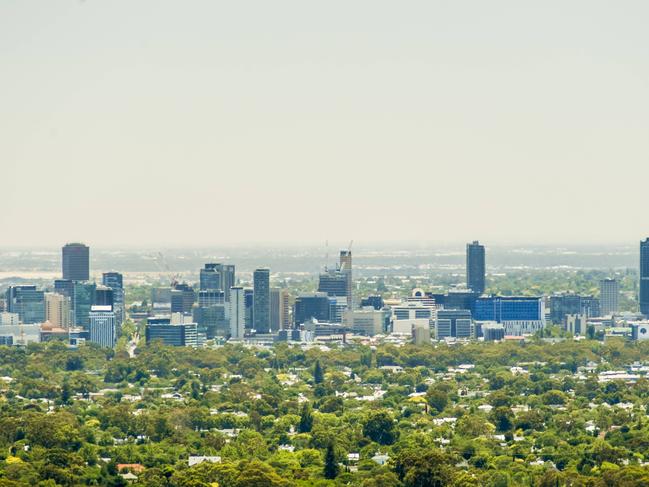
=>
[2,1,648,247]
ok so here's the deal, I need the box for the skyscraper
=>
[466,241,486,294]
[253,268,270,333]
[89,305,116,349]
[229,286,245,339]
[339,250,352,308]
[203,264,237,301]
[62,243,90,281]
[200,263,221,291]
[641,239,649,316]
[5,286,45,324]
[270,288,290,331]
[45,292,71,329]
[102,272,125,325]
[600,278,619,316]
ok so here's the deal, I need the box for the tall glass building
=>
[253,268,271,333]
[102,272,124,325]
[5,286,45,324]
[466,241,486,294]
[641,239,649,316]
[474,296,545,335]
[62,243,90,281]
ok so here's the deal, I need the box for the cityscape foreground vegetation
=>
[1,337,649,486]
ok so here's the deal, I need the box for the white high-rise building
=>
[89,305,116,349]
[229,287,245,339]
[600,278,619,316]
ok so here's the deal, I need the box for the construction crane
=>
[151,252,181,288]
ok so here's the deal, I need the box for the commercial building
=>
[244,288,254,328]
[62,243,90,281]
[201,264,236,301]
[253,268,270,333]
[641,238,649,316]
[481,323,505,341]
[600,278,619,316]
[474,296,545,335]
[294,292,331,326]
[565,314,587,336]
[229,287,246,339]
[435,309,473,340]
[73,282,96,328]
[344,307,389,336]
[550,293,600,324]
[340,249,352,308]
[5,286,45,324]
[361,295,384,310]
[89,305,116,348]
[171,283,195,314]
[391,301,435,335]
[45,292,71,329]
[200,263,221,291]
[466,241,486,294]
[146,319,198,347]
[102,272,125,325]
[318,271,348,298]
[270,288,290,331]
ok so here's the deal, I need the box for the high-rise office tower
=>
[203,264,237,301]
[253,268,270,333]
[466,241,486,294]
[62,243,90,281]
[229,286,245,339]
[339,250,352,308]
[270,288,290,332]
[200,263,221,291]
[642,239,649,316]
[244,288,254,328]
[94,286,114,308]
[73,282,96,328]
[102,272,124,325]
[45,292,71,329]
[5,286,45,324]
[89,305,116,348]
[600,278,619,316]
[171,283,195,314]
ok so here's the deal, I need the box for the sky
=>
[1,1,649,248]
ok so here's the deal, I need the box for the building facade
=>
[600,278,619,316]
[89,305,116,348]
[466,241,486,294]
[45,292,71,329]
[62,243,90,281]
[253,268,270,333]
[5,286,45,324]
[641,239,649,316]
[229,287,246,339]
[474,296,545,335]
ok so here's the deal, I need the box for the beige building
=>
[45,292,71,329]
[271,288,291,331]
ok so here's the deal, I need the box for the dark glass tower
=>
[466,241,486,294]
[62,243,90,281]
[641,238,649,316]
[253,268,270,333]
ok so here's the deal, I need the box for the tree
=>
[313,360,324,384]
[363,410,397,445]
[298,402,314,433]
[393,448,454,487]
[426,389,448,414]
[323,444,339,480]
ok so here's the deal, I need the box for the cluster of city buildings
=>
[0,243,123,347]
[2,239,649,349]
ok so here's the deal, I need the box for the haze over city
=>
[3,1,649,246]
